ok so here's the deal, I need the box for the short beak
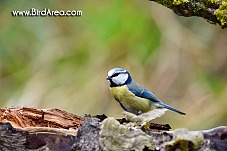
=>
[106,76,111,80]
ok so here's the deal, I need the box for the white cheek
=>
[112,74,128,85]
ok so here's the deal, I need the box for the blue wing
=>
[127,80,160,102]
[127,80,186,115]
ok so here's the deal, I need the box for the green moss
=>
[209,0,219,3]
[173,0,188,5]
[152,0,227,28]
[215,0,227,27]
[153,0,188,7]
[164,128,204,150]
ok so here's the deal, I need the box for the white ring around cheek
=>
[108,69,115,77]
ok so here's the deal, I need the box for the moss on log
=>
[0,107,227,150]
[150,0,227,28]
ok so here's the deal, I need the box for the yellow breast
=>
[110,86,153,114]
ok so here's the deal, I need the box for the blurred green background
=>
[0,0,227,130]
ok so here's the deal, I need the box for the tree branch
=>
[150,0,227,28]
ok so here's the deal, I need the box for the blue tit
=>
[106,68,186,115]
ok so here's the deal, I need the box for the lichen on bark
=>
[215,0,227,26]
[150,0,227,28]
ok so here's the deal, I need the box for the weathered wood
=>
[0,122,77,151]
[0,107,83,129]
[0,107,84,151]
[0,107,227,151]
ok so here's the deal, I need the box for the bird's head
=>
[106,68,132,87]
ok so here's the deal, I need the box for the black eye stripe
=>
[112,73,121,77]
[112,71,127,78]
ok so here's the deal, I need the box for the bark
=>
[149,0,227,28]
[0,107,227,151]
[0,107,83,151]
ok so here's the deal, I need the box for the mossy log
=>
[0,107,227,151]
[149,0,227,28]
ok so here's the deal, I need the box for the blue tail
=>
[157,102,186,115]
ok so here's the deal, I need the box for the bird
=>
[106,68,186,115]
